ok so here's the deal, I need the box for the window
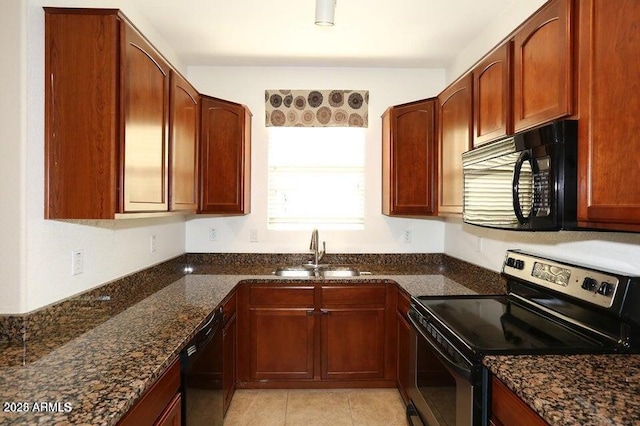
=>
[268,127,365,230]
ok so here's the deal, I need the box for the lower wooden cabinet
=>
[222,291,237,415]
[249,305,316,380]
[237,283,396,387]
[118,360,181,426]
[395,289,412,404]
[154,394,181,426]
[321,286,387,381]
[239,285,316,382]
[490,376,548,426]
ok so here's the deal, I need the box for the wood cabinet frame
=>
[382,99,438,217]
[473,42,513,146]
[513,0,574,132]
[438,74,473,216]
[237,283,397,389]
[575,0,640,231]
[199,96,252,215]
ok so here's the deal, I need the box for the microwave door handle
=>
[513,152,530,225]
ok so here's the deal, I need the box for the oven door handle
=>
[408,312,472,381]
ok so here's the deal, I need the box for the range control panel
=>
[503,250,620,309]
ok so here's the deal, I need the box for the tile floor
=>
[224,388,408,426]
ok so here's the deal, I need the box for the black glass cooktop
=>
[412,295,612,355]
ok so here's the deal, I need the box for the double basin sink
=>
[273,265,368,278]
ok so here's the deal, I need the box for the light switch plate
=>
[72,250,84,275]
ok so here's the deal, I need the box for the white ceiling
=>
[131,0,522,68]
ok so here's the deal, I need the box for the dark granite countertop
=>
[484,354,640,426]
[0,269,484,426]
[3,253,636,426]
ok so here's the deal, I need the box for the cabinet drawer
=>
[249,286,315,307]
[321,286,386,307]
[223,290,236,322]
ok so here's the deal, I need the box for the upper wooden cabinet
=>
[513,0,574,132]
[169,72,199,212]
[576,0,640,232]
[382,99,438,217]
[44,8,185,219]
[122,23,171,213]
[199,96,252,215]
[222,292,237,415]
[473,42,512,146]
[438,74,473,216]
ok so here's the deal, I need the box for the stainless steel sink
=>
[272,265,363,277]
[272,267,315,277]
[319,267,360,277]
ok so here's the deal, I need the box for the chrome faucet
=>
[309,228,326,267]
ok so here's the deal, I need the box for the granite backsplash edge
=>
[0,252,505,344]
[0,255,188,344]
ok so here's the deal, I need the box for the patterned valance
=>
[265,90,369,128]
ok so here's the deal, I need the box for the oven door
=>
[406,309,482,426]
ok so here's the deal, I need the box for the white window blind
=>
[268,127,365,230]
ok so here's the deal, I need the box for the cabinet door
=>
[382,99,437,216]
[44,11,120,219]
[321,308,386,380]
[200,97,251,214]
[122,23,170,212]
[513,0,573,132]
[438,74,472,215]
[222,314,236,415]
[320,286,387,380]
[576,0,640,231]
[169,71,199,212]
[473,43,512,146]
[249,308,315,380]
[244,286,316,381]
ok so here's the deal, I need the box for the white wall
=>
[0,0,191,314]
[0,0,28,314]
[443,0,640,275]
[446,0,546,83]
[444,218,640,275]
[185,66,446,254]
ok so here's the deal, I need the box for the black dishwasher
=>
[181,307,224,426]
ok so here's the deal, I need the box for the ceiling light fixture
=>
[315,0,336,26]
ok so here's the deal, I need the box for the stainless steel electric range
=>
[406,250,640,426]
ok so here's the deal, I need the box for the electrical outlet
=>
[209,228,217,241]
[150,235,157,253]
[476,236,483,253]
[71,250,84,275]
[250,229,259,243]
[403,230,412,243]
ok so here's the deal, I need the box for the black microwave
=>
[462,120,577,230]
